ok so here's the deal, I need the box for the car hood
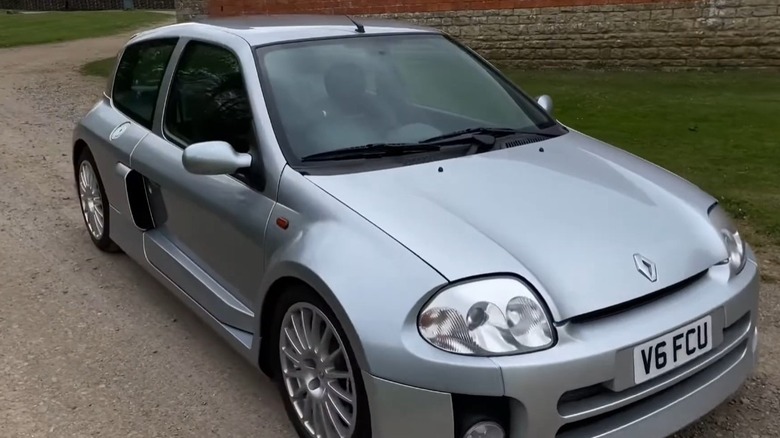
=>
[306,130,730,322]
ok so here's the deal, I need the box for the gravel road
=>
[0,30,778,438]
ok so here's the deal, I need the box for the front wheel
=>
[75,148,120,253]
[271,286,371,438]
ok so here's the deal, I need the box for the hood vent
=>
[502,135,550,149]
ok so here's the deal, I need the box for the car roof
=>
[131,14,441,47]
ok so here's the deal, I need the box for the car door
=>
[82,37,178,260]
[129,38,274,335]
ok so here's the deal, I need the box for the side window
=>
[164,41,254,153]
[112,38,177,130]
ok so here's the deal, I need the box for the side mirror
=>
[182,141,252,175]
[536,95,554,116]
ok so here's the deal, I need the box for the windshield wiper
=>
[300,134,498,162]
[300,126,561,162]
[301,143,444,162]
[420,126,561,144]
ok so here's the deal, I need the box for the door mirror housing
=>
[536,95,554,116]
[182,141,252,175]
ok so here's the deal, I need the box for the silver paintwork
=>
[537,94,554,116]
[363,372,454,438]
[181,141,253,175]
[71,14,760,438]
[307,129,728,322]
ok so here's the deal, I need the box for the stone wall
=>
[175,0,780,70]
[1,0,173,10]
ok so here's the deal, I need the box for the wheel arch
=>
[258,275,305,377]
[72,139,122,252]
[257,267,368,379]
[73,139,89,170]
[75,138,154,231]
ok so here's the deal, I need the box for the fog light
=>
[464,421,505,438]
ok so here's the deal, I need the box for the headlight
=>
[418,277,555,356]
[709,203,747,275]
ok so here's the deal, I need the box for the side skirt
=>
[108,205,257,365]
[140,233,256,360]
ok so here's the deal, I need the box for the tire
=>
[75,148,121,253]
[270,285,371,438]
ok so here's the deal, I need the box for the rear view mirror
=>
[182,141,252,175]
[536,95,554,117]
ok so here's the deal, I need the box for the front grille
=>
[556,338,748,437]
[555,311,752,437]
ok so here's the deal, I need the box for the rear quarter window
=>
[112,38,178,130]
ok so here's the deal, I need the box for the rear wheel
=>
[76,148,120,253]
[271,285,371,438]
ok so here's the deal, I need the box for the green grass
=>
[81,56,117,77]
[79,60,780,245]
[0,11,171,48]
[509,70,780,246]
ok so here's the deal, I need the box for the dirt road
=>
[0,30,778,438]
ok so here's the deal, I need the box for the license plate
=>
[632,315,713,384]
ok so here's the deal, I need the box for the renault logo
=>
[633,254,657,282]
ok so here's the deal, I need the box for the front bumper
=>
[364,259,760,438]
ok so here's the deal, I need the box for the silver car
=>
[72,14,759,438]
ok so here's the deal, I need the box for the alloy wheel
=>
[279,303,358,438]
[78,160,105,240]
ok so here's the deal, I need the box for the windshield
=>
[256,33,558,162]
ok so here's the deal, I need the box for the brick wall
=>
[175,0,780,70]
[1,0,173,10]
